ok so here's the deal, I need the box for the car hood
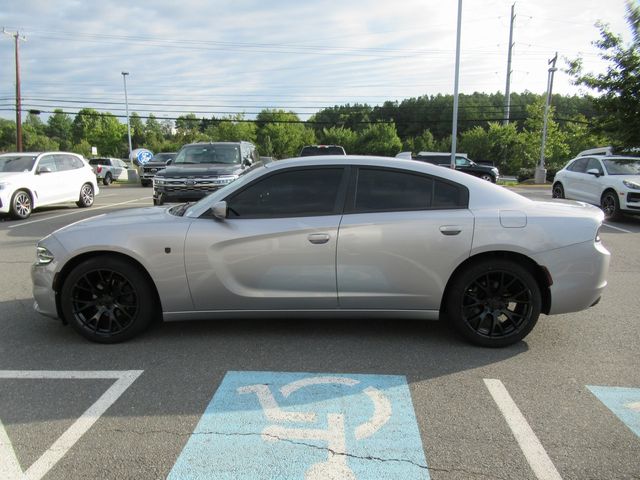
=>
[157,164,242,177]
[0,171,31,182]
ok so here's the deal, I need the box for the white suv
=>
[0,152,99,219]
[552,148,640,220]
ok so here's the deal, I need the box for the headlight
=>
[622,180,640,190]
[35,246,54,265]
[492,168,499,173]
[0,182,9,190]
[216,175,239,185]
[153,177,166,186]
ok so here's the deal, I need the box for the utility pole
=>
[121,72,132,160]
[503,4,515,125]
[450,0,463,170]
[3,28,26,152]
[535,52,558,184]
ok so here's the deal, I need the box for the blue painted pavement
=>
[168,371,429,479]
[587,385,640,437]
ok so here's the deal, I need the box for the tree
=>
[567,0,640,146]
[316,126,358,153]
[355,122,402,156]
[129,112,145,149]
[205,114,257,143]
[403,129,437,153]
[46,109,73,150]
[0,119,16,152]
[256,110,315,158]
[71,108,102,146]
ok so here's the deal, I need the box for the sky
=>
[0,0,632,123]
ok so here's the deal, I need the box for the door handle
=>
[308,233,330,244]
[439,225,462,236]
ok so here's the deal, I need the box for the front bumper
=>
[31,235,68,321]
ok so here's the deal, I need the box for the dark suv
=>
[414,152,499,183]
[139,152,176,187]
[152,142,259,205]
[299,145,346,156]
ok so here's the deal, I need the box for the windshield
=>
[151,153,175,162]
[175,145,240,165]
[0,155,37,172]
[602,158,640,175]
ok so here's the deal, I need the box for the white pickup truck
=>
[88,157,130,185]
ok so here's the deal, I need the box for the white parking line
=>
[0,370,143,480]
[484,379,562,480]
[7,198,151,229]
[602,223,633,233]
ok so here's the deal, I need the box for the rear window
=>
[299,146,346,157]
[89,158,110,166]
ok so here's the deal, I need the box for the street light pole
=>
[121,71,132,161]
[450,0,463,170]
[535,52,558,184]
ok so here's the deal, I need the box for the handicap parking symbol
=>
[169,371,430,479]
[588,385,640,438]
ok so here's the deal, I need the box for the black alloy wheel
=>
[446,259,541,347]
[61,256,155,342]
[76,183,94,208]
[10,190,32,219]
[552,183,565,199]
[601,190,621,220]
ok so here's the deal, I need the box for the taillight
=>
[97,166,102,173]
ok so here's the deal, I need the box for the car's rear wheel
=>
[76,183,94,208]
[61,256,155,343]
[552,182,565,199]
[601,190,621,220]
[103,173,112,186]
[446,259,541,347]
[10,190,32,219]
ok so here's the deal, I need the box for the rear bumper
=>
[533,239,610,315]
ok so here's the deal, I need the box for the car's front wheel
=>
[10,189,32,219]
[601,190,621,220]
[446,259,542,347]
[60,255,156,343]
[76,183,95,208]
[479,173,494,182]
[552,182,565,199]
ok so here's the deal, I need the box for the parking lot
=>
[1,184,639,479]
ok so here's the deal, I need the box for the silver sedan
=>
[32,156,610,347]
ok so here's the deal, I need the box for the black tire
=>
[445,259,542,347]
[60,255,155,343]
[552,182,565,199]
[153,195,164,206]
[103,173,112,186]
[141,180,151,187]
[479,173,494,182]
[601,190,621,220]
[10,189,32,219]
[76,183,95,208]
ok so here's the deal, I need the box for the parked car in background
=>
[552,147,640,220]
[412,152,499,183]
[139,152,176,187]
[153,142,259,205]
[89,157,129,185]
[32,155,609,346]
[0,152,98,219]
[299,145,346,156]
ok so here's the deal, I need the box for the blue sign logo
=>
[168,371,430,479]
[133,149,153,165]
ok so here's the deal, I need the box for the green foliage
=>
[317,126,358,153]
[567,0,640,146]
[355,122,402,156]
[0,119,16,152]
[206,114,257,143]
[129,112,145,149]
[403,130,437,153]
[256,110,315,158]
[46,110,72,150]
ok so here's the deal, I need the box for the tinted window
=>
[55,155,77,171]
[352,168,468,212]
[71,156,85,169]
[567,158,588,173]
[602,158,640,175]
[38,156,58,172]
[89,158,111,166]
[586,158,604,175]
[0,155,36,172]
[228,168,344,218]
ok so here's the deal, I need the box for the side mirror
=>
[586,168,601,177]
[165,159,173,165]
[37,166,53,174]
[211,201,228,220]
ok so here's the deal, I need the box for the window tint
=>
[352,168,468,212]
[55,155,81,171]
[228,168,344,218]
[567,158,588,173]
[71,156,85,169]
[586,158,604,175]
[455,156,470,166]
[38,156,58,172]
[89,158,111,166]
